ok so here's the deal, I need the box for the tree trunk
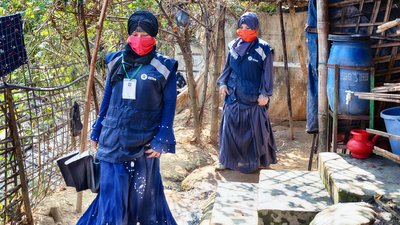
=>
[179,36,201,141]
[199,1,212,124]
[210,6,225,144]
[199,30,211,124]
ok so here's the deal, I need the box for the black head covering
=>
[127,10,158,37]
[109,11,158,86]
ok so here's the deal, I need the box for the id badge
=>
[122,78,136,99]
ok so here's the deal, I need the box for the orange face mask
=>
[236,29,258,42]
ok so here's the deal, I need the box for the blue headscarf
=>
[237,12,259,30]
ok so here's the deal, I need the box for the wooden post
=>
[333,64,339,152]
[279,2,295,140]
[317,0,329,152]
[4,87,33,224]
[369,67,375,129]
[80,3,100,115]
[77,0,110,213]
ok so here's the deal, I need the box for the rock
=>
[181,166,218,191]
[310,202,376,225]
[35,214,56,225]
[49,207,63,224]
[161,145,214,190]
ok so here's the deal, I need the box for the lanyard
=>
[122,55,142,81]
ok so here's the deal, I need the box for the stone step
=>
[258,170,332,225]
[318,152,400,204]
[210,182,258,225]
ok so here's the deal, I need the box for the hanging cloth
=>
[70,101,83,137]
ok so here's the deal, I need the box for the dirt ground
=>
[33,109,315,225]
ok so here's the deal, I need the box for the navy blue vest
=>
[97,51,177,162]
[226,38,271,106]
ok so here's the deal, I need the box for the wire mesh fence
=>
[0,62,98,224]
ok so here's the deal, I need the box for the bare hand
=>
[92,141,98,149]
[257,95,269,106]
[145,148,161,158]
[219,86,229,96]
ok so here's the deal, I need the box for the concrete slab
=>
[210,182,258,225]
[258,170,332,225]
[318,152,400,204]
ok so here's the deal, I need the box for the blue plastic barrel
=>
[380,106,400,155]
[327,34,372,115]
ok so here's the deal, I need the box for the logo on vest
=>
[248,56,259,63]
[141,74,148,80]
[141,74,157,81]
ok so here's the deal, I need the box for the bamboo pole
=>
[279,1,294,140]
[373,85,400,93]
[4,87,33,224]
[329,0,375,8]
[358,97,400,104]
[373,146,400,164]
[367,128,400,140]
[77,0,110,213]
[356,92,400,99]
[317,0,329,152]
[382,82,400,86]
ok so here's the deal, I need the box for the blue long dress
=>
[217,38,278,174]
[77,50,178,225]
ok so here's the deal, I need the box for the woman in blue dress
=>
[217,12,278,174]
[77,10,178,225]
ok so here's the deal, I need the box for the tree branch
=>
[174,4,209,30]
[159,28,179,37]
[211,3,227,28]
[156,0,175,28]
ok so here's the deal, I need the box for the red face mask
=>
[127,35,156,56]
[236,29,258,42]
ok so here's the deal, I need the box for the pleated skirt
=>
[219,102,278,173]
[77,154,177,225]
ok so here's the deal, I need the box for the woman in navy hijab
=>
[217,12,278,173]
[77,10,178,225]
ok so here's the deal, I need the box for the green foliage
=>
[0,129,5,142]
[226,1,279,15]
[254,2,278,13]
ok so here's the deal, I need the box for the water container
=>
[327,34,372,115]
[380,106,400,155]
